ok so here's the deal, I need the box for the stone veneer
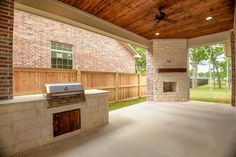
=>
[147,39,189,102]
[0,89,109,156]
[0,0,14,100]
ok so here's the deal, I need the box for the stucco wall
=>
[13,10,135,73]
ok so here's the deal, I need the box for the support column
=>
[231,2,236,106]
[146,47,154,101]
[231,31,236,106]
[0,0,14,99]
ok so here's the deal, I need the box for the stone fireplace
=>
[147,39,189,102]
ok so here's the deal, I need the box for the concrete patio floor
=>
[13,101,236,157]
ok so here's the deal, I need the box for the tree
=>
[203,45,224,89]
[198,72,210,78]
[132,45,147,74]
[189,47,207,88]
[219,57,231,91]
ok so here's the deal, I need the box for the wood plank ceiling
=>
[58,0,235,39]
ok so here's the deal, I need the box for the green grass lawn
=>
[190,84,231,104]
[109,85,230,111]
[109,97,146,111]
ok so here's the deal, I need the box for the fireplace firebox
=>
[163,82,177,93]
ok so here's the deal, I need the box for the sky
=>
[198,64,209,73]
[198,54,225,72]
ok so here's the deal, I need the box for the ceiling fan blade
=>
[153,7,160,16]
[152,20,161,29]
[165,18,177,24]
[168,8,184,17]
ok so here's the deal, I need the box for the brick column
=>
[0,0,14,99]
[231,31,236,106]
[146,47,154,101]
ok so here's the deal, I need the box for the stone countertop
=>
[85,89,110,95]
[0,89,110,105]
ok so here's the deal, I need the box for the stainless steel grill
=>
[44,83,86,107]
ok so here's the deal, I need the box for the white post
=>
[209,47,213,95]
[209,58,212,94]
[204,46,212,95]
[76,65,81,83]
[226,57,229,92]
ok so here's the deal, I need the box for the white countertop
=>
[85,89,110,95]
[0,89,110,105]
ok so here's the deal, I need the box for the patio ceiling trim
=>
[120,42,141,59]
[14,0,152,48]
[188,31,231,48]
[188,31,232,58]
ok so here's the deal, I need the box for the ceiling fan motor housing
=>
[156,12,167,21]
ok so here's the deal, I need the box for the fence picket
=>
[13,67,147,102]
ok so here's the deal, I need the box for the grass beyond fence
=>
[109,97,146,111]
[13,67,147,103]
[190,84,231,104]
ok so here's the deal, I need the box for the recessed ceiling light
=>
[206,16,212,20]
[155,32,160,36]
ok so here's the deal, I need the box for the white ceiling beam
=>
[188,31,231,48]
[14,0,152,48]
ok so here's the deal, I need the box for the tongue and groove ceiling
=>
[59,0,235,39]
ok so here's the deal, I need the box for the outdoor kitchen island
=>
[0,89,109,156]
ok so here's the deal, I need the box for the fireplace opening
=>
[163,82,177,92]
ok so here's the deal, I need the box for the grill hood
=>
[45,83,84,98]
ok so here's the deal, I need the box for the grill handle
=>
[50,91,84,97]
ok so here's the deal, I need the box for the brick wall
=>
[232,3,236,107]
[13,10,135,73]
[147,39,189,102]
[146,47,154,101]
[231,31,235,106]
[0,0,14,100]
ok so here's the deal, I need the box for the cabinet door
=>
[69,109,81,131]
[53,112,70,137]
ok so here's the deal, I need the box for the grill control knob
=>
[64,86,69,90]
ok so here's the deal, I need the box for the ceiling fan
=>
[154,5,182,24]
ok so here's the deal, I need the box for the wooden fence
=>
[13,67,147,102]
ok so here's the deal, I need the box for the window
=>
[51,42,73,69]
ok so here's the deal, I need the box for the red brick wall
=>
[146,48,154,101]
[0,0,14,100]
[231,31,235,106]
[13,10,135,73]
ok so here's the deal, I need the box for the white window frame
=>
[51,42,73,69]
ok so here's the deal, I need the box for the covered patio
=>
[1,0,236,156]
[1,0,234,104]
[1,1,235,101]
[14,101,236,157]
